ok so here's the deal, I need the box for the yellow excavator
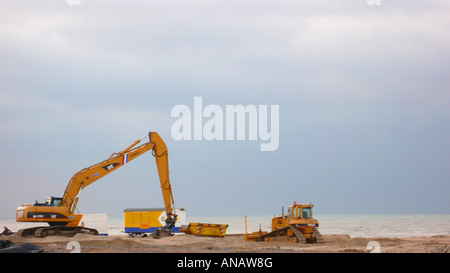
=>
[16,132,177,237]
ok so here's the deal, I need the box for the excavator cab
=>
[32,197,62,207]
[45,197,62,206]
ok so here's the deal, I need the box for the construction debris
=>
[181,223,228,238]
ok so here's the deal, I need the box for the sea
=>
[1,214,449,238]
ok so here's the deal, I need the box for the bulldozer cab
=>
[288,203,313,220]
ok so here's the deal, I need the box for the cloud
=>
[0,0,449,217]
[0,91,172,166]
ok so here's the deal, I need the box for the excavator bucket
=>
[149,227,173,238]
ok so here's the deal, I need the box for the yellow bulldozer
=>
[245,202,323,244]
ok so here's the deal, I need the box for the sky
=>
[0,0,449,218]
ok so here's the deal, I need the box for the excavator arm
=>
[61,132,176,226]
[150,132,177,228]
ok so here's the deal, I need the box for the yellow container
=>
[180,223,228,237]
[124,207,186,235]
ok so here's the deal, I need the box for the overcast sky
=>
[1,0,449,218]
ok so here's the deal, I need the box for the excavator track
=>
[17,226,98,238]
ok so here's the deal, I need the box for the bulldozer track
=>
[289,225,307,243]
[313,228,324,243]
[255,226,322,244]
[257,227,290,241]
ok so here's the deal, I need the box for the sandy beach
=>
[3,233,449,253]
